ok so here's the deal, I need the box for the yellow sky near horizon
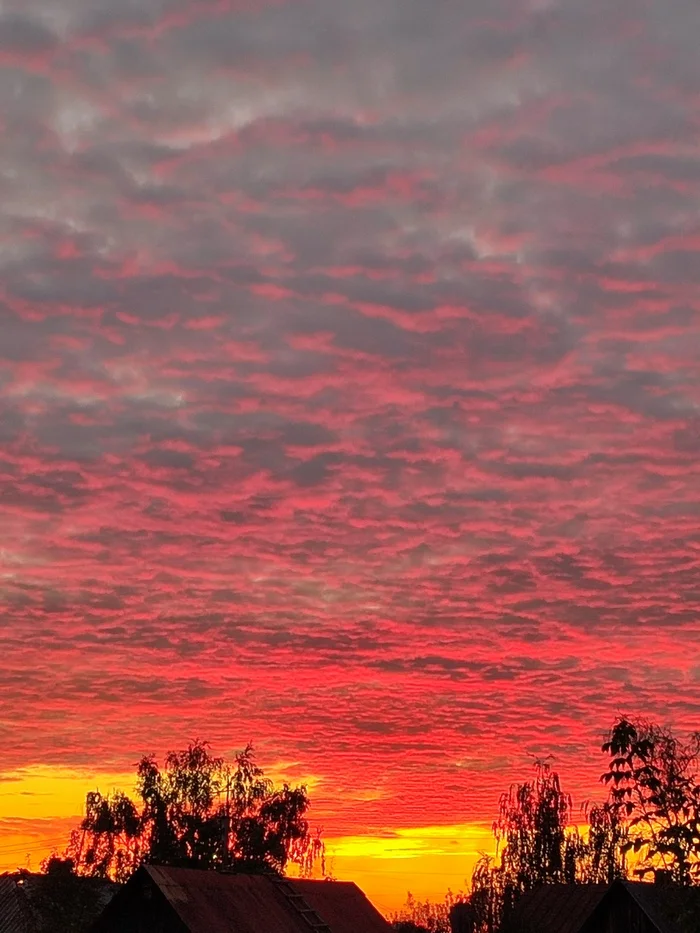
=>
[0,765,495,914]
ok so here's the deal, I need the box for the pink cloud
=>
[0,0,698,871]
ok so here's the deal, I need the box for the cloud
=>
[0,0,698,853]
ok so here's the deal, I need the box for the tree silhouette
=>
[136,741,227,869]
[453,719,700,932]
[465,760,579,932]
[390,890,462,933]
[578,798,628,885]
[64,740,324,881]
[67,791,143,883]
[463,758,626,932]
[602,717,700,884]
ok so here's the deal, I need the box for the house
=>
[452,880,700,933]
[0,868,115,933]
[90,865,393,933]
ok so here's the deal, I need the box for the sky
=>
[1,0,700,913]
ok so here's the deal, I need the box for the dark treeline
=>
[14,716,700,933]
[392,717,700,933]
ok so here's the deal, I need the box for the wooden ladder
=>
[269,875,333,933]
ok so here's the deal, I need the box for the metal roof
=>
[139,866,392,933]
[0,876,33,933]
[503,884,608,933]
[293,878,392,933]
[0,871,115,933]
[621,881,700,933]
[503,881,700,933]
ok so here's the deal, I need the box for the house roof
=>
[0,871,115,933]
[503,883,608,933]
[293,878,390,933]
[139,866,392,933]
[0,876,33,933]
[503,881,700,933]
[619,882,700,933]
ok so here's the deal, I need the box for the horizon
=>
[0,725,680,911]
[1,0,699,920]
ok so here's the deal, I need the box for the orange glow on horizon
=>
[0,766,496,914]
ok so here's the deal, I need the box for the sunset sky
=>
[1,0,700,914]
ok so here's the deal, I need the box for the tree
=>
[136,741,227,870]
[602,717,700,885]
[494,759,579,888]
[464,760,577,931]
[577,799,628,885]
[390,891,462,933]
[462,759,626,933]
[66,791,143,883]
[64,740,325,881]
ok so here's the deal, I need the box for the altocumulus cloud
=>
[0,0,699,831]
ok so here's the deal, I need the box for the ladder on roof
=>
[269,875,333,933]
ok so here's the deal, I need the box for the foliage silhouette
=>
[390,890,462,933]
[64,740,324,881]
[461,758,627,932]
[449,718,700,932]
[69,791,143,883]
[465,760,578,932]
[602,717,700,884]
